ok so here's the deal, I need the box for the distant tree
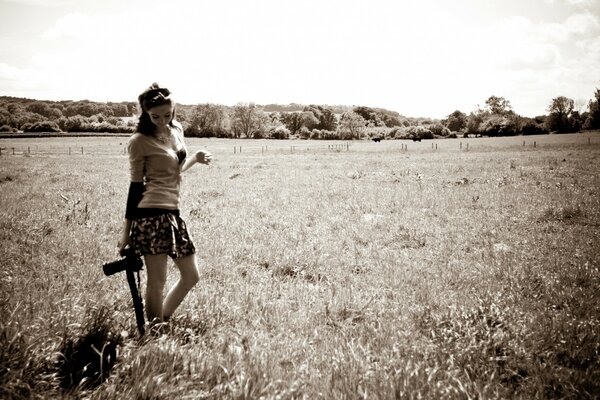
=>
[26,102,58,119]
[353,106,384,127]
[108,102,130,117]
[191,103,228,137]
[280,112,304,136]
[485,95,513,115]
[231,103,268,138]
[444,110,467,132]
[65,102,98,117]
[337,112,366,139]
[466,110,487,136]
[300,111,320,130]
[12,112,44,130]
[304,105,337,131]
[583,89,600,130]
[545,96,578,133]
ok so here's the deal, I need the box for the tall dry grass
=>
[1,135,599,399]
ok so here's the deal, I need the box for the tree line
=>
[1,90,599,139]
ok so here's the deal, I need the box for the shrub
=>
[479,115,518,136]
[65,115,90,132]
[299,126,311,140]
[406,125,433,140]
[22,120,62,133]
[56,306,123,390]
[427,123,451,137]
[270,125,290,140]
[319,130,340,140]
[1,320,51,398]
[520,119,548,135]
[0,124,15,133]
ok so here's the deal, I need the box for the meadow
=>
[1,134,599,399]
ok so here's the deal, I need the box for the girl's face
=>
[147,103,174,129]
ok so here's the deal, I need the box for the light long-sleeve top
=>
[125,124,187,219]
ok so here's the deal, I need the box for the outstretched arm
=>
[181,149,213,172]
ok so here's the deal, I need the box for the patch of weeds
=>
[385,227,426,249]
[56,306,124,391]
[272,263,327,283]
[325,298,374,327]
[414,301,529,393]
[0,320,51,399]
[347,170,365,179]
[539,205,584,223]
[0,175,15,184]
[165,313,209,344]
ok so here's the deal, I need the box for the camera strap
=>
[126,268,146,336]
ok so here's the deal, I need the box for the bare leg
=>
[144,253,168,323]
[163,254,200,320]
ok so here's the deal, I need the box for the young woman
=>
[118,83,211,327]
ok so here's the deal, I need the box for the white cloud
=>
[2,0,599,117]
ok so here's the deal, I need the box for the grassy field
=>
[1,134,599,399]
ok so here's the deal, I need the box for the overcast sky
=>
[0,0,599,118]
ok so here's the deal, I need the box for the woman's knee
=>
[144,254,168,290]
[176,255,200,287]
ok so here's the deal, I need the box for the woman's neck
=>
[155,126,171,135]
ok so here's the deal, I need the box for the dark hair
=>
[136,83,176,135]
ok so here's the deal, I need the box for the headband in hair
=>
[139,84,172,111]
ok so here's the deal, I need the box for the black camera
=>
[103,247,143,276]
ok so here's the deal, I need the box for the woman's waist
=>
[134,207,180,218]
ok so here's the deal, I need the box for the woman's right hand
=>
[117,226,131,255]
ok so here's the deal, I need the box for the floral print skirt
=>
[130,213,196,259]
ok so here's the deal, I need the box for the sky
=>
[0,0,599,118]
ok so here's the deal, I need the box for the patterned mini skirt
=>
[130,212,196,259]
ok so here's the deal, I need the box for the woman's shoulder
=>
[172,120,184,133]
[128,132,152,151]
[129,132,152,143]
[171,120,186,140]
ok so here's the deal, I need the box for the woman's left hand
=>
[181,150,212,172]
[195,150,212,165]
